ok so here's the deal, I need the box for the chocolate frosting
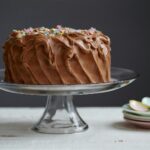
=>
[3,26,111,84]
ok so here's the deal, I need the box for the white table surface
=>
[0,107,150,150]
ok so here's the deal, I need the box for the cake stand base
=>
[32,96,88,134]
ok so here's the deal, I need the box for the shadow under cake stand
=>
[0,67,139,134]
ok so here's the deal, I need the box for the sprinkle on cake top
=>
[10,25,98,39]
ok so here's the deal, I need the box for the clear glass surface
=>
[0,67,139,134]
[0,67,139,96]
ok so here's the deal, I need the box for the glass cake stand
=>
[0,67,139,134]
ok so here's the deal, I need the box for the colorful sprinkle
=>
[56,25,62,30]
[24,27,33,33]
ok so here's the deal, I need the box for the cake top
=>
[10,25,109,40]
[7,25,111,55]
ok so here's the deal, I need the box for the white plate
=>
[122,104,150,116]
[123,111,150,122]
[124,117,150,129]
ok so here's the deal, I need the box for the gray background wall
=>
[0,0,149,107]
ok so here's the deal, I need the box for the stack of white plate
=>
[123,104,150,128]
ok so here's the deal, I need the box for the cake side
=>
[3,26,111,84]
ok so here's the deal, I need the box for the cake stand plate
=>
[0,67,139,134]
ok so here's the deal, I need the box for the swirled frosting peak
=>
[3,26,111,84]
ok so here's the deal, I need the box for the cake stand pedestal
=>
[0,67,139,134]
[33,95,88,133]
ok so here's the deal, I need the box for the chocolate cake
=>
[3,26,111,84]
